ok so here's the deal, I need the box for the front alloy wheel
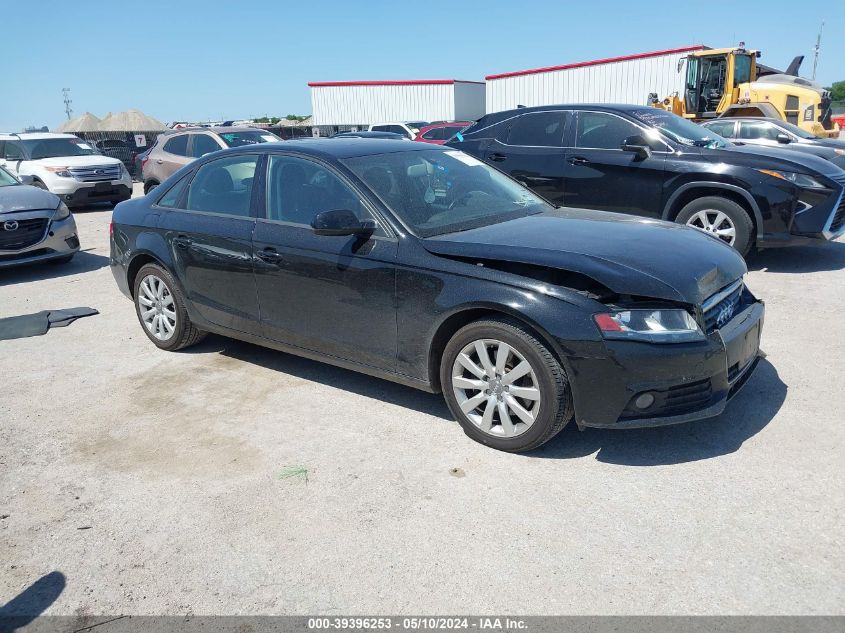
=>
[440,318,573,452]
[685,209,736,246]
[451,339,541,438]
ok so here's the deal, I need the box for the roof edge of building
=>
[308,79,485,87]
[484,45,708,80]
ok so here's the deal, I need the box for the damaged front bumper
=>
[563,296,765,429]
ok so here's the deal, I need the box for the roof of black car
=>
[261,138,442,159]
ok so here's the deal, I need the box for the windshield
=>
[342,149,550,238]
[774,120,817,139]
[22,137,99,159]
[219,130,280,147]
[630,109,730,149]
[0,166,18,187]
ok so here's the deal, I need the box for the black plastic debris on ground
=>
[0,307,99,341]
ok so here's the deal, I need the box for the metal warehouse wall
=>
[485,46,705,113]
[310,82,467,126]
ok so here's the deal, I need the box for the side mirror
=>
[776,133,791,144]
[311,209,376,237]
[621,135,652,159]
[17,175,35,185]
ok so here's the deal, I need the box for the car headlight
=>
[44,166,73,178]
[593,309,704,344]
[53,202,71,221]
[756,169,827,189]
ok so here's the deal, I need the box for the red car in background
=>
[414,121,472,144]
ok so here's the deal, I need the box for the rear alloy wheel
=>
[133,263,206,351]
[441,318,572,452]
[676,196,754,256]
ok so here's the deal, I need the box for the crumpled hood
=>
[0,185,59,214]
[422,208,747,305]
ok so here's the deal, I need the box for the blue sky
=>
[2,0,842,130]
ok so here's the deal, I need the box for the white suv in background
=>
[368,121,428,140]
[0,133,133,207]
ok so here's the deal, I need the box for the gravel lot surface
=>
[1,183,843,616]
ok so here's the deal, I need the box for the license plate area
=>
[722,307,762,382]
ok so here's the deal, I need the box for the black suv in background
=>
[448,104,845,254]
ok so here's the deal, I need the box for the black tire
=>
[440,318,573,453]
[675,196,754,256]
[133,263,206,351]
[143,180,159,195]
[31,179,48,190]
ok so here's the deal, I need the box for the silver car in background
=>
[0,166,79,268]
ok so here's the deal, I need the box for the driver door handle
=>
[488,153,507,162]
[568,156,590,166]
[256,247,283,264]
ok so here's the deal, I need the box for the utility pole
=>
[62,88,73,120]
[812,21,824,81]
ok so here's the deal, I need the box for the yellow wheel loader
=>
[649,45,838,138]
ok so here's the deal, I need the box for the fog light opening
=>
[634,392,656,410]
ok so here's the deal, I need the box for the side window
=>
[156,173,191,208]
[576,112,642,149]
[3,141,24,160]
[371,125,389,132]
[163,135,189,156]
[739,122,780,141]
[185,154,258,216]
[704,121,736,138]
[266,155,370,226]
[506,112,567,147]
[389,125,409,137]
[190,134,222,158]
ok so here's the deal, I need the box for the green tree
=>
[825,81,845,102]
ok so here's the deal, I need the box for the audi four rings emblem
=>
[3,220,19,232]
[716,304,734,328]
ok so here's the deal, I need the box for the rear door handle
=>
[488,153,507,162]
[172,236,192,249]
[256,248,283,264]
[568,156,590,166]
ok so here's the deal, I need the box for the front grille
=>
[702,281,743,333]
[68,164,121,182]
[0,218,48,250]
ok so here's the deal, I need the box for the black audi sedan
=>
[110,139,764,452]
[447,104,845,255]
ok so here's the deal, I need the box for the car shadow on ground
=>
[533,359,786,466]
[192,337,786,465]
[0,571,65,629]
[191,335,454,421]
[747,239,845,273]
[0,250,109,287]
